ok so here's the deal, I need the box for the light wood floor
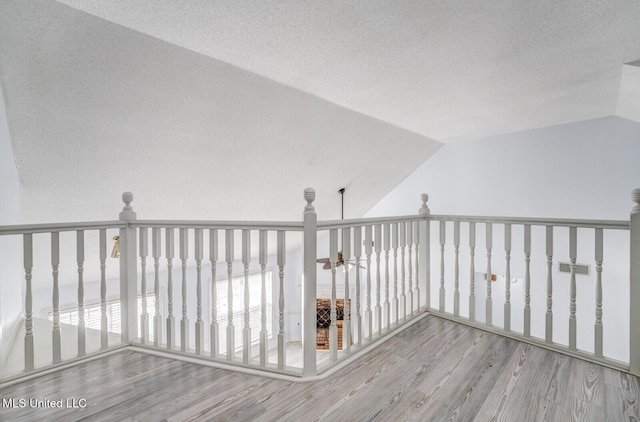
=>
[1,315,639,421]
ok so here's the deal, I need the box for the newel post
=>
[119,192,138,344]
[630,188,640,375]
[418,194,430,311]
[302,188,318,376]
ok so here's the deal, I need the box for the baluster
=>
[99,230,108,350]
[504,224,511,332]
[453,221,460,317]
[139,227,149,345]
[24,234,34,371]
[259,230,268,366]
[594,228,603,358]
[342,227,351,353]
[166,228,175,350]
[195,228,204,355]
[469,223,476,322]
[413,220,420,313]
[277,231,286,369]
[225,229,235,360]
[439,221,446,313]
[524,225,531,337]
[354,226,362,345]
[374,224,382,334]
[383,224,391,329]
[330,229,339,360]
[180,228,189,352]
[77,230,86,356]
[545,226,553,344]
[52,232,61,362]
[400,222,407,320]
[365,225,373,338]
[391,223,399,324]
[486,223,492,326]
[569,227,577,350]
[407,221,414,316]
[242,229,251,364]
[210,229,219,357]
[152,228,162,346]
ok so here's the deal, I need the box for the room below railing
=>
[0,188,638,384]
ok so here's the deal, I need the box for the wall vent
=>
[558,262,590,275]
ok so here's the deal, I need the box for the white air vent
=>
[558,262,590,275]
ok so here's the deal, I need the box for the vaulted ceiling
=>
[1,0,639,223]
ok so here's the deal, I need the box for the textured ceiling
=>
[1,0,639,226]
[54,0,640,141]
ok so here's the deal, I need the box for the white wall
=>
[367,116,640,220]
[366,116,640,362]
[0,84,23,371]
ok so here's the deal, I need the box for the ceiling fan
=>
[316,188,365,270]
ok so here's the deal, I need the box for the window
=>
[48,293,157,342]
[213,270,273,353]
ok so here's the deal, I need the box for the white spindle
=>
[486,223,492,326]
[365,225,373,338]
[52,232,61,362]
[242,229,251,364]
[342,227,351,353]
[469,222,476,322]
[77,230,86,356]
[180,228,189,352]
[400,222,407,320]
[439,221,446,313]
[330,229,338,360]
[374,224,382,334]
[413,220,420,313]
[569,227,577,350]
[259,230,268,367]
[545,226,553,344]
[383,224,391,329]
[407,221,414,316]
[420,194,430,310]
[277,230,286,369]
[139,227,149,345]
[595,228,603,358]
[209,229,219,357]
[453,221,460,317]
[166,228,175,349]
[524,225,531,337]
[225,229,234,360]
[24,234,34,371]
[354,226,363,345]
[152,228,162,346]
[504,224,511,332]
[391,223,399,325]
[195,228,204,355]
[99,230,108,351]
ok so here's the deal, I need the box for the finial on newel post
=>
[419,193,430,217]
[632,188,640,215]
[304,187,316,214]
[119,191,137,222]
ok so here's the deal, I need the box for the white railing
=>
[0,221,126,380]
[423,190,640,375]
[1,188,639,383]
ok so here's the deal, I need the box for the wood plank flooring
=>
[1,315,639,421]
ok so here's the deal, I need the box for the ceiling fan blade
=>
[316,258,330,264]
[323,262,331,270]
